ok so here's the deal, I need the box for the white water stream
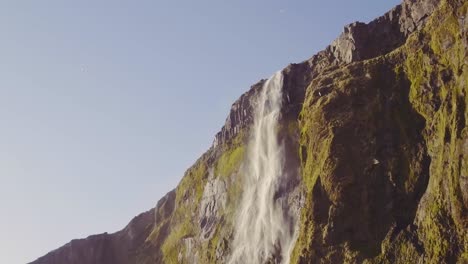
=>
[228,72,297,264]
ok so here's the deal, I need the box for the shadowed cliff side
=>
[293,0,467,262]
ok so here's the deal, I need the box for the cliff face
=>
[30,0,467,263]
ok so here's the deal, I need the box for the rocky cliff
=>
[30,0,467,263]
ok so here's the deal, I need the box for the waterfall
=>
[228,71,297,264]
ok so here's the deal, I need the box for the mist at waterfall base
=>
[229,72,298,264]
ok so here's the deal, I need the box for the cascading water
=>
[228,71,298,264]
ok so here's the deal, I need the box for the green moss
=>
[397,1,467,262]
[291,74,342,262]
[214,145,245,178]
[405,48,431,119]
[161,160,209,263]
[146,220,165,242]
[461,252,468,263]
[298,88,336,193]
[161,219,191,261]
[178,161,209,205]
[201,223,227,263]
[290,191,318,263]
[161,129,249,263]
[293,2,467,261]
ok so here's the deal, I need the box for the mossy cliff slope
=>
[30,0,466,263]
[292,1,467,263]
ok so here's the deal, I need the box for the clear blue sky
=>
[0,1,400,263]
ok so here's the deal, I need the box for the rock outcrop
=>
[30,0,467,263]
[31,190,176,264]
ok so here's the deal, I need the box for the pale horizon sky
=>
[0,1,400,263]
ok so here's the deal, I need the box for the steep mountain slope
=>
[31,0,467,263]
